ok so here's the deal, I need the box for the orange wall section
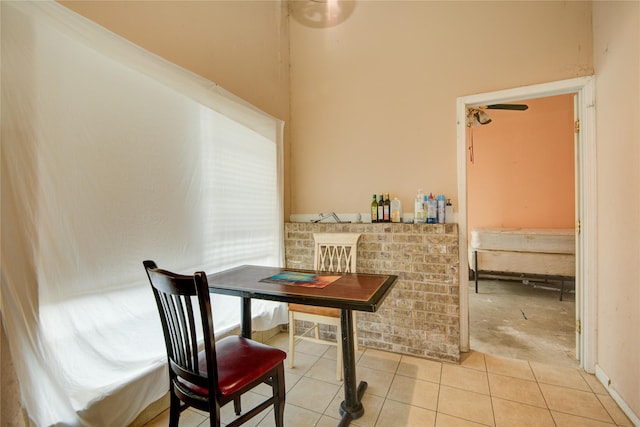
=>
[466,94,575,231]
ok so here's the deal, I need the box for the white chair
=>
[288,232,361,380]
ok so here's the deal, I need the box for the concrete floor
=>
[469,278,579,369]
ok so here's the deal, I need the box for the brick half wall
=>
[284,222,460,363]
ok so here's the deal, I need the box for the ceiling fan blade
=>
[486,104,529,111]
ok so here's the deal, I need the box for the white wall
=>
[593,1,640,421]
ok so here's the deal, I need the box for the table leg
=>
[241,297,252,339]
[338,308,366,426]
[474,250,479,293]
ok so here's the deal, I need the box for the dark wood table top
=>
[207,265,398,312]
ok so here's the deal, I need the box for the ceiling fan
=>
[466,103,529,127]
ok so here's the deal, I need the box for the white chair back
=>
[313,233,361,273]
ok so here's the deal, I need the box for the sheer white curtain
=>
[1,1,284,425]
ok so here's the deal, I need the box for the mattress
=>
[468,228,575,277]
[470,228,575,254]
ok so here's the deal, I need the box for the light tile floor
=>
[143,332,633,427]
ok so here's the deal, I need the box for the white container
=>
[437,194,446,224]
[414,189,425,223]
[445,199,454,223]
[391,198,403,223]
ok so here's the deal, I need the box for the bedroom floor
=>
[469,278,578,369]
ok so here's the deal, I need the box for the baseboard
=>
[252,325,283,343]
[595,364,640,426]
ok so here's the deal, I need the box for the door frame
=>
[456,76,597,372]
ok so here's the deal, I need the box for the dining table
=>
[207,265,398,426]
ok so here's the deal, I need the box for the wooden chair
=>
[143,260,286,427]
[287,233,361,380]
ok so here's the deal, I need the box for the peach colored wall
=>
[593,1,640,420]
[289,1,593,217]
[466,94,575,231]
[59,1,289,121]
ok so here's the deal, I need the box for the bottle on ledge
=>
[370,194,378,223]
[427,193,438,224]
[383,192,391,222]
[414,189,425,224]
[377,194,384,223]
[391,197,402,223]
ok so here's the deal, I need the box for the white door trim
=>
[456,76,597,372]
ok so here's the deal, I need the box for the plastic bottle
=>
[391,197,402,223]
[445,199,453,224]
[437,194,446,224]
[427,193,438,224]
[414,189,425,223]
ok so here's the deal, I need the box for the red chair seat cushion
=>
[177,336,286,398]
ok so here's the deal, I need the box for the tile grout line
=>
[527,359,560,426]
[433,357,444,427]
[484,353,499,427]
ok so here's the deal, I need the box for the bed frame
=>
[468,228,576,300]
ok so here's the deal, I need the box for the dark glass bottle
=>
[370,194,378,223]
[377,194,384,223]
[383,193,391,222]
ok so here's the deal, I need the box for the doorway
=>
[467,94,578,367]
[456,76,597,373]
